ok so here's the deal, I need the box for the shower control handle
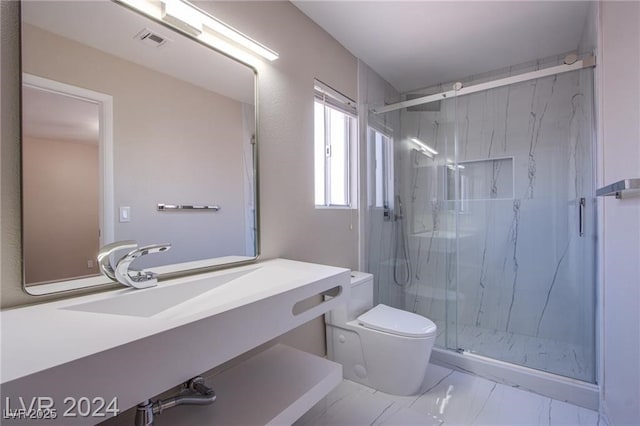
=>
[383,203,392,222]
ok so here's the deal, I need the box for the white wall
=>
[598,2,640,424]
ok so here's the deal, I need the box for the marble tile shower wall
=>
[372,66,596,382]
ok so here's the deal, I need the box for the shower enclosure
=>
[366,58,596,385]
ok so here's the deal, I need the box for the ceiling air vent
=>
[135,28,171,48]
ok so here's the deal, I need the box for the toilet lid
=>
[357,304,437,338]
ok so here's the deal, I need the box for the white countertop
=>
[1,258,349,385]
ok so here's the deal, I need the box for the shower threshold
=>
[430,347,598,410]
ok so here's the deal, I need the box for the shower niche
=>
[446,157,514,203]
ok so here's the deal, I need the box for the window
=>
[314,81,357,207]
[369,127,393,209]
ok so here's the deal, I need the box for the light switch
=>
[119,206,131,223]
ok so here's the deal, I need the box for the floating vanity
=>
[1,259,350,425]
[157,344,342,425]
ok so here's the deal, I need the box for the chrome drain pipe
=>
[135,376,216,426]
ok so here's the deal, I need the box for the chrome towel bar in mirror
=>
[157,204,221,211]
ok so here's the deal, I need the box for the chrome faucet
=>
[97,240,138,282]
[97,241,171,289]
[115,243,171,289]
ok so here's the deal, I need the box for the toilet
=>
[325,271,437,396]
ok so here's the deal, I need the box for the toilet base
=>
[326,325,373,388]
[326,322,435,396]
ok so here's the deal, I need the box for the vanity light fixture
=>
[161,0,203,36]
[196,5,279,62]
[410,137,438,156]
[118,0,279,63]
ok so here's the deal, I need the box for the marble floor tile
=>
[408,371,500,425]
[297,364,606,426]
[433,321,593,382]
[375,406,443,426]
[369,364,455,409]
[295,387,395,426]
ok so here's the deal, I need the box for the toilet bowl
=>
[325,272,437,396]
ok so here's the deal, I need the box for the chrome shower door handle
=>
[579,197,586,237]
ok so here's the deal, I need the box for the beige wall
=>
[1,0,25,307]
[193,1,359,269]
[1,2,358,355]
[23,137,99,283]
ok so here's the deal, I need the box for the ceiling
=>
[293,1,591,93]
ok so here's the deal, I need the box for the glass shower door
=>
[451,68,596,382]
[367,106,459,346]
[396,99,459,351]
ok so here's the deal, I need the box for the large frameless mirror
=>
[21,0,258,295]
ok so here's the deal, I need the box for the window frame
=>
[314,80,358,209]
[369,126,394,210]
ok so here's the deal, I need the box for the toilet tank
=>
[349,271,374,320]
[325,271,374,326]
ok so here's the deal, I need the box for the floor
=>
[433,321,594,383]
[294,364,606,426]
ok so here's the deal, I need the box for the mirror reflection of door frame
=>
[22,73,114,250]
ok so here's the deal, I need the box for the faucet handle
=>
[97,240,138,281]
[127,243,172,258]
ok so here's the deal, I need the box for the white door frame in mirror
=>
[22,73,115,295]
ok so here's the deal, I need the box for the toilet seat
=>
[357,304,437,338]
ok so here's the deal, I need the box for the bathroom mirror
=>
[20,0,258,295]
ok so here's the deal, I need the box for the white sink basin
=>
[63,267,259,317]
